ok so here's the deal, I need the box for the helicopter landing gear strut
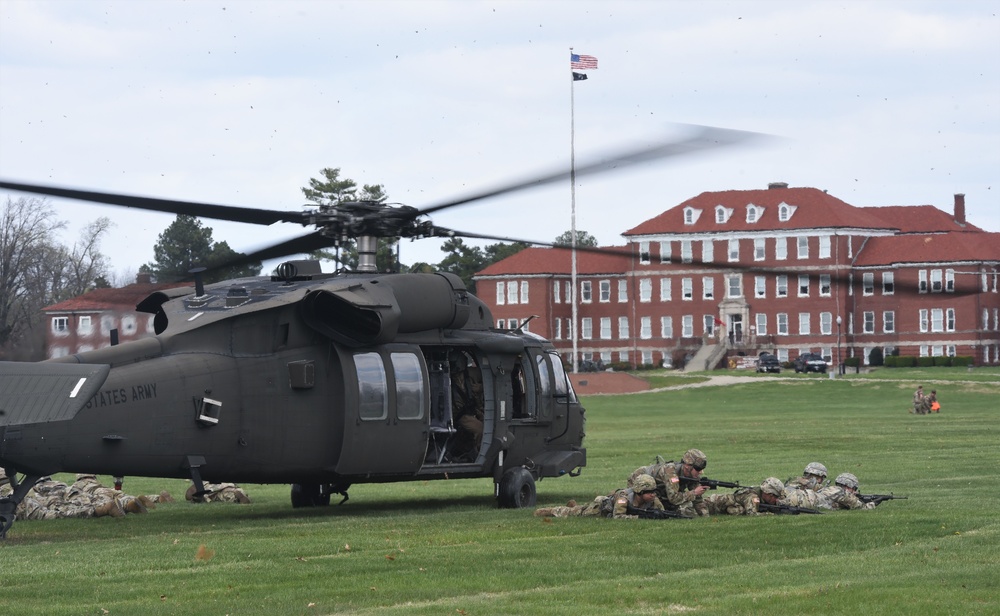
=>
[291,482,350,508]
[0,470,42,539]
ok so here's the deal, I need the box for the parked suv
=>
[756,352,781,373]
[793,353,828,373]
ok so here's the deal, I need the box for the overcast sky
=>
[1,0,997,281]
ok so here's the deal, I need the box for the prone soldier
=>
[628,449,710,517]
[818,473,877,510]
[534,474,665,519]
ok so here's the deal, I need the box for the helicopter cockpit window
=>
[391,352,424,420]
[550,351,577,402]
[354,352,388,421]
[535,353,552,397]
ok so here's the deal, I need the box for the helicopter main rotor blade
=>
[0,180,306,226]
[415,125,764,218]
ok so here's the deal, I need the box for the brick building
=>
[474,183,1000,369]
[41,274,186,359]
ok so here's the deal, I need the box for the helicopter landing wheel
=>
[290,483,331,508]
[497,467,537,509]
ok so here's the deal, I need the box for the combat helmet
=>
[760,477,785,496]
[803,462,828,478]
[632,474,657,494]
[835,472,859,490]
[681,448,707,471]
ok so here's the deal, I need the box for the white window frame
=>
[755,276,766,299]
[682,315,694,338]
[919,309,929,333]
[728,238,739,262]
[681,240,693,263]
[580,280,592,303]
[581,317,593,339]
[703,277,715,300]
[798,275,809,297]
[640,316,652,340]
[553,280,561,303]
[777,313,788,335]
[863,311,875,334]
[639,241,650,265]
[600,317,612,340]
[754,238,765,261]
[775,237,787,260]
[520,281,529,304]
[882,272,894,295]
[728,275,742,298]
[946,308,956,332]
[660,277,671,302]
[883,311,895,333]
[819,235,831,259]
[618,279,628,303]
[797,236,809,259]
[702,239,714,264]
[930,308,944,333]
[798,313,811,335]
[682,278,693,301]
[619,316,630,339]
[930,269,943,293]
[918,270,928,293]
[639,278,652,303]
[756,312,767,336]
[776,275,788,298]
[820,312,832,335]
[659,241,671,263]
[507,281,518,304]
[661,316,673,338]
[496,282,505,305]
[599,280,611,303]
[863,273,874,296]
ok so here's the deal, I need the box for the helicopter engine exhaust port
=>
[299,273,472,347]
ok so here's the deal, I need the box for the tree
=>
[553,230,598,248]
[145,215,261,283]
[301,168,399,271]
[484,241,529,264]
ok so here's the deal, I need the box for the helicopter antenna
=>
[189,267,207,297]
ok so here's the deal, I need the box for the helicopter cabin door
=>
[334,347,428,475]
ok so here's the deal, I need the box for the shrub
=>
[952,355,974,367]
[933,356,952,367]
[895,356,917,368]
[610,362,631,372]
[844,357,861,368]
[884,356,897,368]
[916,356,935,367]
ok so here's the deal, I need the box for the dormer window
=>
[714,205,733,224]
[683,207,702,225]
[746,204,764,223]
[777,202,797,222]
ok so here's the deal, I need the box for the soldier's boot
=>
[159,490,175,503]
[122,496,148,514]
[95,499,125,518]
[534,508,555,517]
[138,494,156,509]
[235,491,251,504]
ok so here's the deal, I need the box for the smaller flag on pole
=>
[572,72,588,81]
[570,53,598,70]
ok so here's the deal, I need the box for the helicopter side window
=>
[391,352,424,420]
[354,352,388,420]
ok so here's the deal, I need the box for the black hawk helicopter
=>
[0,126,757,538]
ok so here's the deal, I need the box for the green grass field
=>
[2,369,998,615]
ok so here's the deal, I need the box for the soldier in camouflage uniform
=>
[69,474,154,514]
[627,449,710,517]
[1,473,125,519]
[534,474,665,519]
[785,462,828,491]
[818,473,877,510]
[185,482,251,504]
[704,477,791,515]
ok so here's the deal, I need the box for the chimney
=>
[768,182,788,190]
[136,272,152,284]
[954,193,966,225]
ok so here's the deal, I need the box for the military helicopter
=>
[0,126,757,538]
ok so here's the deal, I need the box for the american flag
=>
[570,53,598,70]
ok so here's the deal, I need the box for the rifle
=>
[758,502,823,515]
[625,504,693,519]
[857,493,908,506]
[680,476,743,490]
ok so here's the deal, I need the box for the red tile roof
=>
[476,246,632,277]
[624,186,895,235]
[859,205,981,234]
[42,282,188,312]
[854,232,1000,266]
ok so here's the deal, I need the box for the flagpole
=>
[569,47,579,374]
